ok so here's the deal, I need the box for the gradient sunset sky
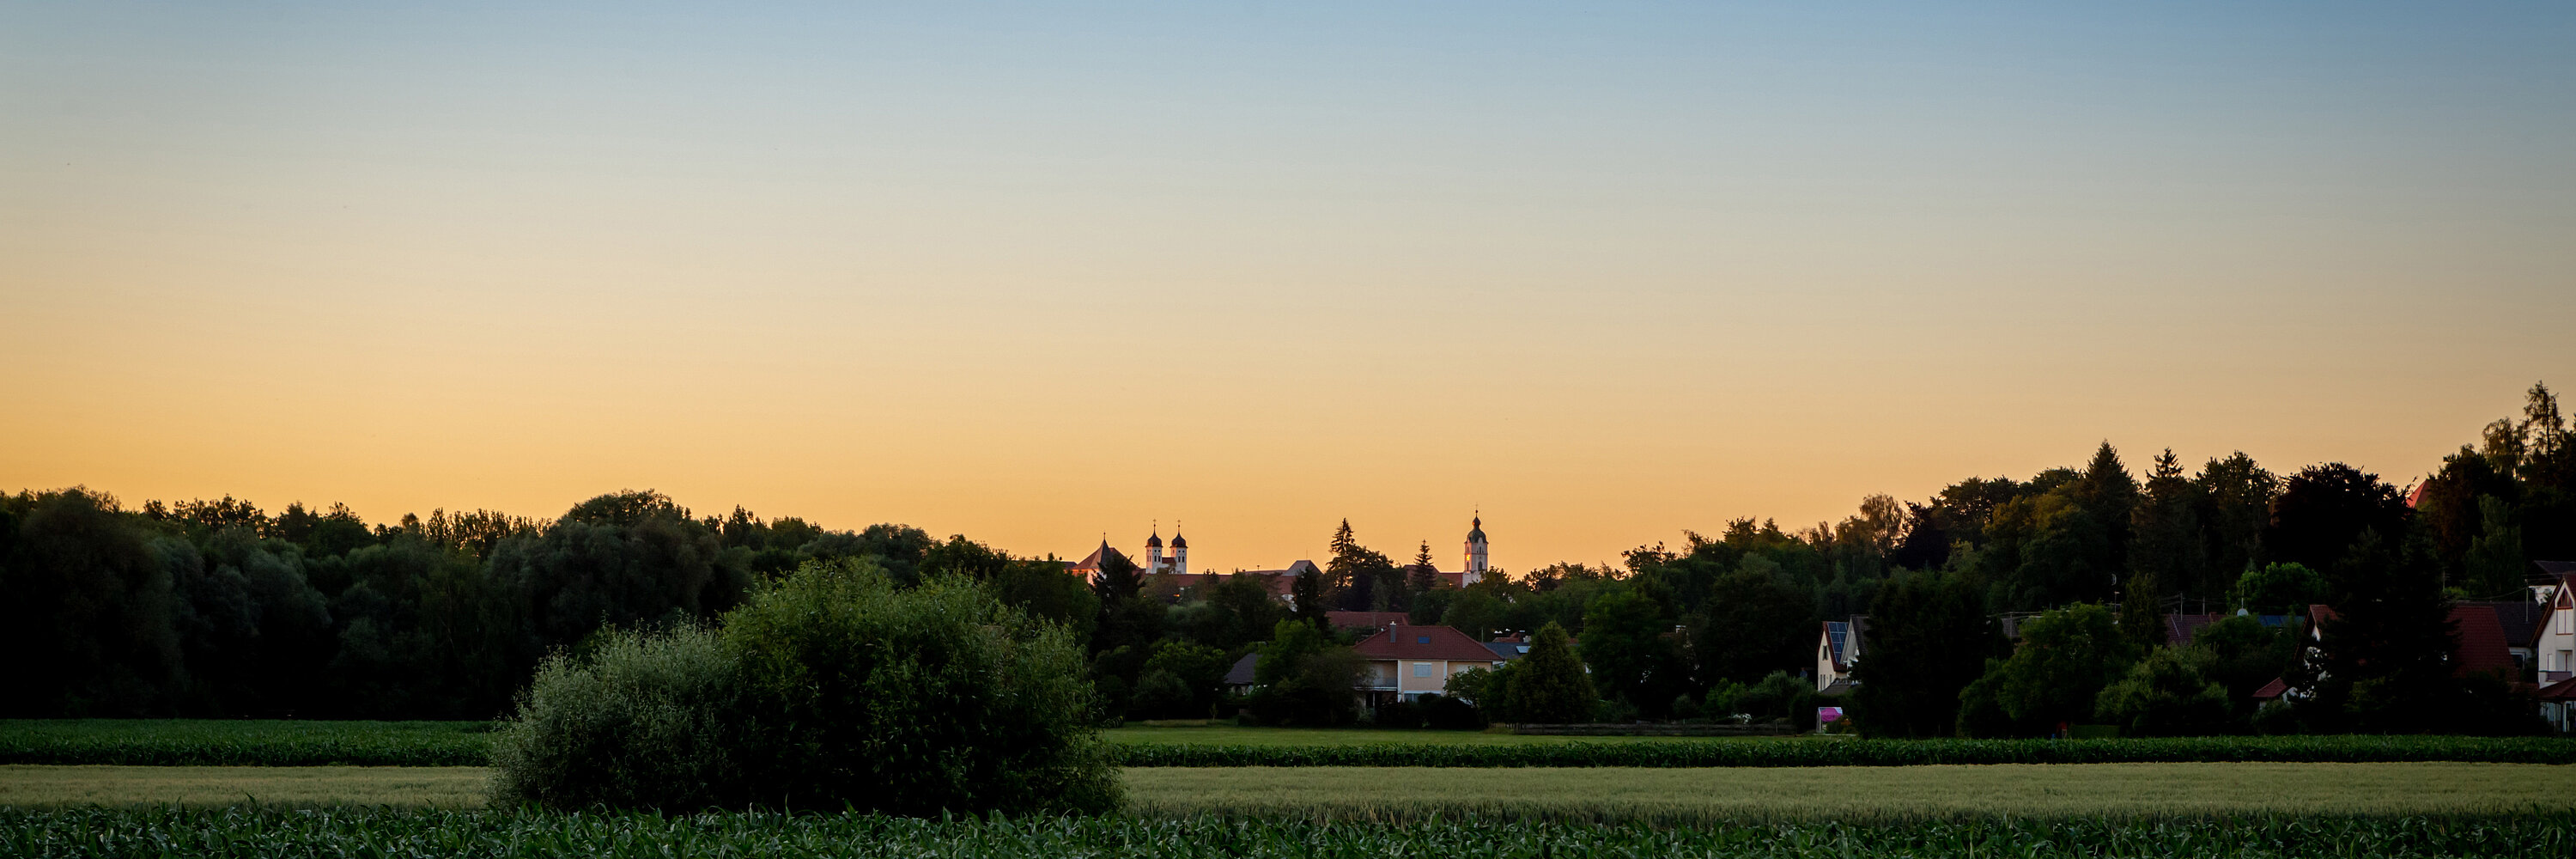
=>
[4,3,2571,574]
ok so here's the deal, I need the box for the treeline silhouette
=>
[2,383,2568,724]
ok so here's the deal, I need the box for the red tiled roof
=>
[2304,603,2514,679]
[1328,611,1410,630]
[2450,603,2513,679]
[2540,677,2576,702]
[2251,678,2288,700]
[2163,612,2220,647]
[1353,624,1506,662]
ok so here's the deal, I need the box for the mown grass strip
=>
[8,721,2575,768]
[15,762,2563,821]
[1124,763,2576,823]
[1,807,2564,858]
[1114,734,2576,768]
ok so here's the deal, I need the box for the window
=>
[1413,662,1433,678]
[1416,636,1430,643]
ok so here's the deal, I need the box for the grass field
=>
[9,762,2573,821]
[1122,763,2576,822]
[21,720,2575,770]
[0,766,489,809]
[1102,725,1791,746]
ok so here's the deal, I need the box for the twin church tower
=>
[1132,515,1491,587]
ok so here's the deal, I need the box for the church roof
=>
[1171,533,1187,549]
[1146,531,1163,547]
[1466,515,1486,544]
[1071,541,1130,571]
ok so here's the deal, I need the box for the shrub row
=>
[1113,735,2576,768]
[3,807,2565,859]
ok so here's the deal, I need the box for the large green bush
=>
[487,625,746,809]
[488,560,1118,814]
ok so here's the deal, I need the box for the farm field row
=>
[7,763,2573,820]
[1104,726,1768,746]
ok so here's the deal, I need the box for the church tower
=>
[1463,515,1489,586]
[1170,529,1188,576]
[1145,528,1168,575]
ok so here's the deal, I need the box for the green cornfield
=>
[0,807,2562,858]
[0,721,494,767]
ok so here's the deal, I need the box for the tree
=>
[2234,562,2326,615]
[2192,613,2296,706]
[2264,464,2410,572]
[0,489,185,716]
[2094,645,2231,736]
[1850,570,2002,738]
[1246,619,1361,726]
[1438,586,1510,642]
[1089,551,1162,656]
[1578,589,1686,716]
[2129,448,2208,606]
[178,526,333,716]
[2415,448,2520,582]
[1986,485,2117,610]
[486,490,752,653]
[1503,622,1596,723]
[2076,442,2141,576]
[1289,565,1329,630]
[2195,452,2278,594]
[1169,572,1284,650]
[2299,529,2458,733]
[1692,568,1815,684]
[1958,604,2139,736]
[1405,540,1439,599]
[1133,640,1230,718]
[2461,497,2526,597]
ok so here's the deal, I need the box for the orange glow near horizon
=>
[4,5,2572,572]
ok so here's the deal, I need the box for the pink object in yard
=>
[1816,706,1843,724]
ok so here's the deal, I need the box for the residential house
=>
[2300,601,2516,680]
[2460,598,2544,679]
[1353,624,1509,709]
[1221,653,1261,698]
[1814,617,1866,694]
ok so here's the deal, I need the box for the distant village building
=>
[1064,527,1312,606]
[1400,515,1495,589]
[1069,515,1495,608]
[1065,526,1191,582]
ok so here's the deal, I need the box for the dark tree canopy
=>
[2264,464,2411,574]
[1850,570,2002,738]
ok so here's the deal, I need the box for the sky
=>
[3,3,2572,574]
